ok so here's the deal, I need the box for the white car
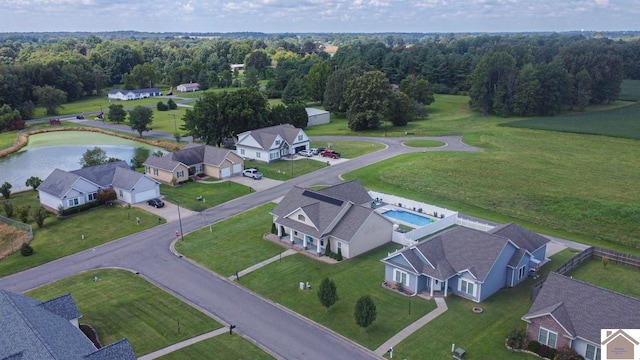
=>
[298,149,313,157]
[242,168,263,179]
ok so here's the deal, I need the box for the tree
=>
[33,85,67,115]
[306,62,331,103]
[3,201,13,218]
[32,207,50,228]
[354,295,377,328]
[167,98,177,110]
[244,50,271,77]
[128,105,153,137]
[469,51,517,116]
[399,75,435,106]
[0,104,24,132]
[387,91,411,126]
[243,67,260,89]
[282,78,306,105]
[122,63,159,89]
[16,205,30,223]
[573,68,592,110]
[107,104,126,124]
[317,278,339,312]
[345,71,391,131]
[80,147,107,168]
[156,101,168,111]
[25,176,42,190]
[0,182,12,199]
[512,63,542,116]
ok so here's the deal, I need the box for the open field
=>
[0,131,17,150]
[0,191,164,276]
[175,203,284,277]
[388,249,576,360]
[25,269,222,357]
[157,336,273,360]
[503,102,640,140]
[147,108,188,135]
[309,140,386,159]
[254,158,327,181]
[159,180,248,211]
[566,258,640,298]
[32,96,166,119]
[403,139,446,148]
[618,79,640,101]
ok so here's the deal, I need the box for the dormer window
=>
[298,214,306,221]
[276,140,281,145]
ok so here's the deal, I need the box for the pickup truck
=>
[320,149,340,159]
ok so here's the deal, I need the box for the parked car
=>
[320,149,341,159]
[147,198,165,208]
[298,149,313,157]
[310,148,320,155]
[242,168,263,179]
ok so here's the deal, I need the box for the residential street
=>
[0,135,479,359]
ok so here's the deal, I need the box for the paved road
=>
[0,135,479,359]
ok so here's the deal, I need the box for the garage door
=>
[232,163,243,174]
[134,189,158,203]
[221,167,231,178]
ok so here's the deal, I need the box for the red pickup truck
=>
[320,149,340,159]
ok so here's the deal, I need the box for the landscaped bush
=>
[271,222,276,234]
[554,346,581,360]
[506,327,526,349]
[20,242,33,256]
[527,340,541,353]
[336,247,343,261]
[60,201,100,216]
[156,101,168,111]
[96,189,117,205]
[547,347,557,360]
[538,344,550,358]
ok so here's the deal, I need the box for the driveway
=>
[131,200,198,223]
[230,176,283,192]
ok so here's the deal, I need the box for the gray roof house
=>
[235,124,310,162]
[107,88,161,101]
[0,290,136,360]
[382,223,549,301]
[270,180,393,259]
[38,161,160,211]
[522,272,640,360]
[144,143,244,184]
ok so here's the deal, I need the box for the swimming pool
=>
[382,209,434,227]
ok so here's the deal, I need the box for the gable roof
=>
[71,161,130,188]
[144,144,238,171]
[271,180,382,241]
[383,226,515,281]
[37,293,81,321]
[108,87,160,95]
[238,124,305,150]
[38,169,83,198]
[523,272,640,343]
[1,290,115,360]
[490,223,549,253]
[178,82,199,88]
[82,339,136,360]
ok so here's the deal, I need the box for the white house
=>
[234,124,310,162]
[38,161,160,211]
[306,108,330,126]
[177,83,200,92]
[107,88,162,101]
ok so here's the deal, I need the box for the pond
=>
[0,131,165,192]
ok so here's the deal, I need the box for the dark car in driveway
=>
[147,198,165,208]
[320,149,341,159]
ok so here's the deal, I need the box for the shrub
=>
[325,239,333,257]
[16,205,30,223]
[60,201,99,216]
[527,340,541,353]
[32,207,50,228]
[167,99,177,110]
[157,101,168,111]
[547,347,558,360]
[3,201,14,218]
[554,346,581,360]
[20,242,34,256]
[96,189,117,205]
[336,247,343,261]
[506,328,526,349]
[271,222,277,234]
[0,182,12,199]
[538,344,550,358]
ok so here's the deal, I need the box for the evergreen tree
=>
[317,278,339,312]
[354,295,377,328]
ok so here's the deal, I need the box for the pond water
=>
[0,131,164,192]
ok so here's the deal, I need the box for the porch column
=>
[429,277,434,297]
[444,279,448,297]
[277,224,282,237]
[290,230,294,244]
[316,238,321,254]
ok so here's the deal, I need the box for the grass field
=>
[503,102,640,140]
[159,180,248,211]
[0,191,164,277]
[0,131,17,150]
[388,249,575,360]
[25,269,222,357]
[253,158,327,181]
[566,258,640,298]
[32,96,165,119]
[157,336,273,360]
[403,139,446,148]
[618,79,640,101]
[175,203,284,277]
[309,140,386,159]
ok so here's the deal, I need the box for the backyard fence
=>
[455,217,496,232]
[0,214,33,259]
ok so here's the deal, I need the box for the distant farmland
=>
[503,103,640,140]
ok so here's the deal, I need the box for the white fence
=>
[455,217,495,232]
[369,191,457,217]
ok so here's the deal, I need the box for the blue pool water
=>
[382,209,434,227]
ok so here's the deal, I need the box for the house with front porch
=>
[522,272,640,360]
[270,180,393,259]
[144,143,244,184]
[382,223,549,301]
[235,124,309,163]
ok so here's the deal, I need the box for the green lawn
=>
[0,130,18,150]
[403,139,446,148]
[252,158,327,181]
[503,102,640,140]
[158,336,273,360]
[175,203,284,277]
[309,140,386,159]
[387,249,576,360]
[0,192,165,277]
[25,269,222,357]
[145,108,188,136]
[160,180,248,211]
[240,244,437,350]
[566,258,640,298]
[32,96,165,119]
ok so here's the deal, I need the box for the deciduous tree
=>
[345,70,391,131]
[107,103,127,123]
[128,105,153,137]
[354,295,377,328]
[33,85,67,115]
[317,278,338,312]
[80,147,107,168]
[25,176,42,190]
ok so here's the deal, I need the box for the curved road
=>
[0,135,479,359]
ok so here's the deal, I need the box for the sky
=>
[0,0,639,34]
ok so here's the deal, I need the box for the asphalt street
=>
[0,134,479,359]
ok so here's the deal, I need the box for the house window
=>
[459,279,475,296]
[153,168,159,176]
[538,327,557,348]
[119,190,123,197]
[298,214,305,221]
[275,140,281,145]
[195,164,203,173]
[393,269,409,286]
[256,152,261,159]
[270,152,278,160]
[298,134,303,141]
[337,242,341,249]
[240,148,245,155]
[145,166,150,173]
[518,266,526,279]
[67,198,79,207]
[177,171,184,178]
[585,344,600,360]
[88,192,97,201]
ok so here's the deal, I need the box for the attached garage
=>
[221,167,231,178]
[233,163,243,174]
[134,188,159,203]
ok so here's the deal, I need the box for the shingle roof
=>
[144,144,236,170]
[38,169,82,198]
[491,223,549,253]
[317,180,372,206]
[37,293,81,321]
[71,161,130,187]
[108,88,160,95]
[239,124,305,150]
[83,339,136,360]
[523,272,640,343]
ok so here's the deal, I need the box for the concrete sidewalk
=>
[138,327,228,360]
[229,249,296,280]
[375,297,448,356]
